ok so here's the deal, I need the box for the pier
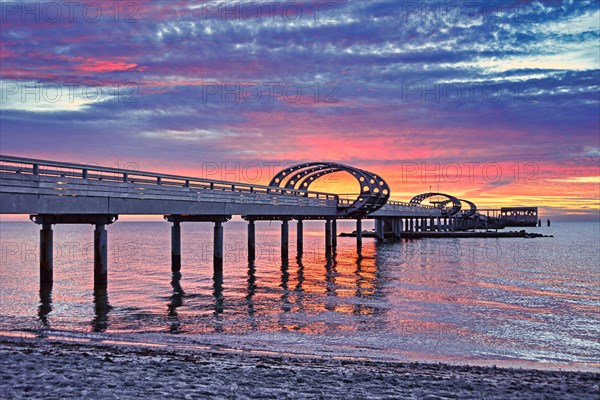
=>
[0,155,533,288]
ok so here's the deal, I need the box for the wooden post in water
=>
[325,219,332,254]
[281,219,289,261]
[40,222,53,285]
[331,219,337,250]
[248,219,256,262]
[171,220,181,273]
[375,218,384,242]
[94,223,108,286]
[214,221,224,274]
[296,219,303,255]
[356,219,362,254]
[393,218,402,239]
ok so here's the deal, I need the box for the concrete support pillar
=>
[296,219,303,255]
[40,223,53,285]
[393,218,402,239]
[436,217,441,232]
[325,219,332,254]
[171,220,181,273]
[409,218,414,232]
[331,219,337,250]
[356,219,362,254]
[281,219,289,260]
[450,218,456,232]
[375,218,385,242]
[214,221,224,273]
[248,220,256,262]
[94,223,108,287]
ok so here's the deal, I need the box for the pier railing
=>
[0,155,339,206]
[337,198,435,209]
[387,200,436,209]
[0,156,450,213]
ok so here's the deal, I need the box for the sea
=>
[1,220,598,371]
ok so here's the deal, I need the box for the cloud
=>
[582,147,600,158]
[0,0,598,217]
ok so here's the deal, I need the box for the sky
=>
[1,0,599,220]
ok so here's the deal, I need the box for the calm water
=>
[1,220,599,371]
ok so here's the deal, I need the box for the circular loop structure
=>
[269,162,390,217]
[437,198,477,218]
[409,192,462,216]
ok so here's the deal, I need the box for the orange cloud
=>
[78,59,138,73]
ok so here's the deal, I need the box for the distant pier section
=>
[498,207,539,227]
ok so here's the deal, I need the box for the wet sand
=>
[1,336,598,399]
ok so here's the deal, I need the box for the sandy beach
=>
[1,336,598,399]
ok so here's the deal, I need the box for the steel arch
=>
[409,192,462,216]
[438,198,477,218]
[269,162,390,217]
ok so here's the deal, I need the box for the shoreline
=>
[3,329,596,373]
[1,335,598,399]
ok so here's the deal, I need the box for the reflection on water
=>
[168,272,183,334]
[1,221,599,370]
[38,283,52,329]
[92,286,111,332]
[245,262,257,331]
[212,270,225,333]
